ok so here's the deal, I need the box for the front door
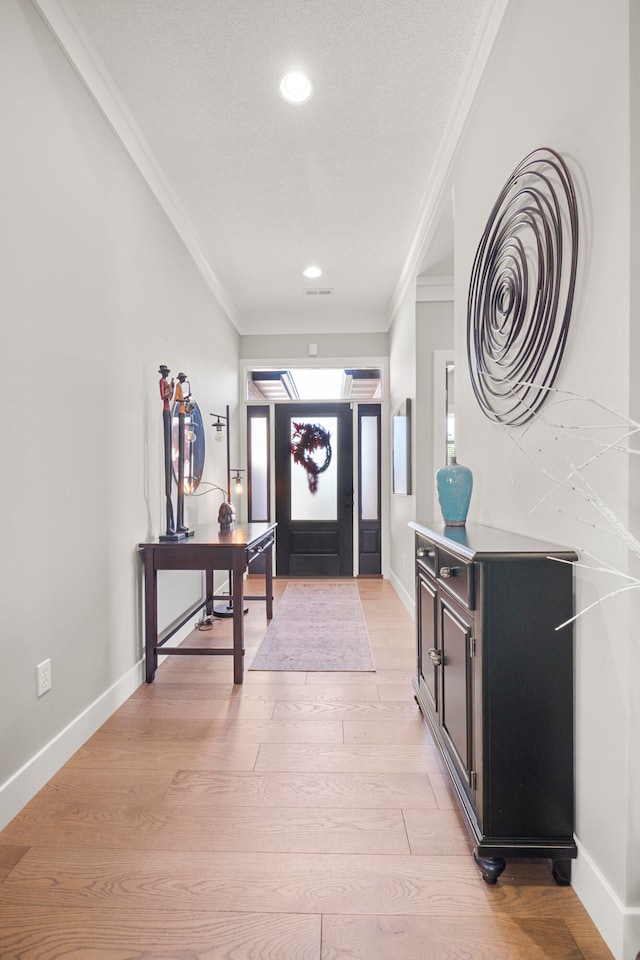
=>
[275,403,353,576]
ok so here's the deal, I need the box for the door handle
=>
[428,647,443,666]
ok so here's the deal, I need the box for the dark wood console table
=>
[139,522,276,685]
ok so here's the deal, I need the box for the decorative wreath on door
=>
[291,421,332,493]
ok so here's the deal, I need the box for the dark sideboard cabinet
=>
[410,520,578,884]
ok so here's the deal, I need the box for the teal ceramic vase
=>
[436,457,473,526]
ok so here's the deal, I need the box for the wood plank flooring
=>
[0,578,613,960]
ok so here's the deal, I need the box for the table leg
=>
[232,561,245,684]
[265,540,274,620]
[205,570,214,616]
[143,550,158,683]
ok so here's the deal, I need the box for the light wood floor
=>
[0,578,613,959]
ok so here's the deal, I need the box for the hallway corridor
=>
[0,579,612,958]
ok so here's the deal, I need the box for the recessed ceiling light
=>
[303,266,322,278]
[279,70,313,105]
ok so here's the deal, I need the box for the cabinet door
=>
[439,596,474,793]
[417,572,438,713]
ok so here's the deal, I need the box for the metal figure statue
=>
[174,372,193,535]
[158,365,176,538]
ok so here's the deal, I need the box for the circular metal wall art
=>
[466,147,579,425]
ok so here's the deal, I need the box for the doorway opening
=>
[244,366,384,578]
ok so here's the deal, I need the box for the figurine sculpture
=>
[173,372,193,536]
[158,365,191,541]
[158,365,176,539]
[218,498,236,532]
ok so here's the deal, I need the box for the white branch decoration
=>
[482,376,640,628]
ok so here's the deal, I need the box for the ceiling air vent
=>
[304,288,333,296]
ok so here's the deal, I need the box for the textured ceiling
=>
[66,0,488,334]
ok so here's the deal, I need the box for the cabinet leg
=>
[552,858,572,886]
[473,850,506,884]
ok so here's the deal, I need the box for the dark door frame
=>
[274,402,354,577]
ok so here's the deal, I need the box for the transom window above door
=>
[247,368,382,402]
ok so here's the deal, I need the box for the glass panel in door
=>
[290,416,337,521]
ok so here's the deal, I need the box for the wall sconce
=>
[207,408,247,616]
[232,468,245,496]
[212,415,226,442]
[210,408,232,510]
[209,407,240,538]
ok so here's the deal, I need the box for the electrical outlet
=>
[36,659,51,697]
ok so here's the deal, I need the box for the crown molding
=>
[31,0,243,331]
[386,0,511,325]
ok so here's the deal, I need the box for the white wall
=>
[415,299,454,521]
[239,332,388,360]
[388,293,454,609]
[0,0,239,828]
[448,1,637,957]
[628,0,640,951]
[388,284,418,607]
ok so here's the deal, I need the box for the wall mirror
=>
[432,350,455,516]
[171,396,205,493]
[392,398,412,495]
[445,361,455,464]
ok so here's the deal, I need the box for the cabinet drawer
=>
[436,547,475,610]
[415,535,436,576]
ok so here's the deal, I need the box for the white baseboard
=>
[0,603,212,832]
[389,569,415,618]
[572,837,640,960]
[0,660,144,832]
[0,660,144,830]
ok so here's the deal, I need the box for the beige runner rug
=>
[249,580,375,672]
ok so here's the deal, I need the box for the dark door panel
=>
[418,574,438,713]
[440,598,474,791]
[275,403,353,577]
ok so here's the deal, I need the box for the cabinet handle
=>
[428,647,443,666]
[439,566,452,579]
[416,547,434,559]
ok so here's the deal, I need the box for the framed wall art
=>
[392,398,412,495]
